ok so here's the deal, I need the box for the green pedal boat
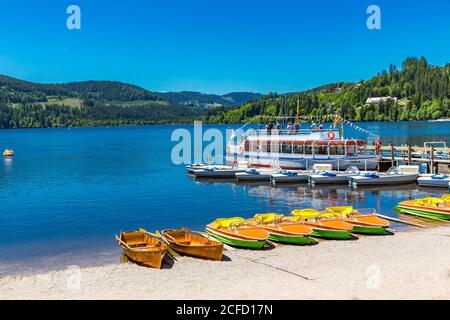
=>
[396,194,450,220]
[324,207,389,235]
[288,209,354,240]
[206,217,269,249]
[247,213,315,245]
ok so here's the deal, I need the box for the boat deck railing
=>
[246,128,341,136]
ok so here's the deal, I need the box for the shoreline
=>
[1,225,449,300]
[1,119,449,131]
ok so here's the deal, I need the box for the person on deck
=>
[319,123,324,131]
[266,122,273,134]
[294,121,301,133]
[311,121,317,132]
[287,123,294,134]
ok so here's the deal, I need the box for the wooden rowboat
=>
[206,217,269,249]
[289,209,354,240]
[116,230,167,269]
[247,213,314,245]
[161,228,223,260]
[396,196,450,220]
[324,206,389,235]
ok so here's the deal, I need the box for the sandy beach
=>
[1,225,450,300]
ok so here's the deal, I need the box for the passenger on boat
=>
[258,119,264,130]
[311,122,317,132]
[287,123,294,134]
[266,122,273,134]
[275,121,281,130]
[294,122,301,133]
[319,123,324,132]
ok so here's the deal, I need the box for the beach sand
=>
[1,225,450,300]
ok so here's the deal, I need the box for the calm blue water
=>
[0,122,449,275]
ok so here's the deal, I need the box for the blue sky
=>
[0,0,449,94]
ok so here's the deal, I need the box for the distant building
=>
[365,97,398,104]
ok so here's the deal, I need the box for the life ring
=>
[327,131,335,140]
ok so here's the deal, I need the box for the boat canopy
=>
[253,213,284,223]
[325,206,356,216]
[211,217,247,228]
[414,197,446,206]
[291,208,321,219]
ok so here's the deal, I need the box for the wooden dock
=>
[365,145,450,174]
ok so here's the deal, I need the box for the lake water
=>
[1,122,449,275]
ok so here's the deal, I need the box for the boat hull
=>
[417,176,450,188]
[206,228,266,249]
[118,231,167,269]
[310,228,352,239]
[350,173,418,187]
[395,204,450,220]
[350,225,387,235]
[309,174,354,185]
[193,168,246,178]
[268,232,314,244]
[235,171,277,182]
[270,173,310,184]
[122,247,166,269]
[226,154,379,171]
[162,230,224,261]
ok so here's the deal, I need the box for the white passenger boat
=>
[309,166,361,185]
[226,125,380,171]
[417,174,450,188]
[192,166,247,178]
[349,165,419,187]
[235,168,279,182]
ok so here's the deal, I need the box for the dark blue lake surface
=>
[0,122,449,275]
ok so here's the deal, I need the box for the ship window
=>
[260,141,271,153]
[271,142,280,154]
[314,145,328,155]
[281,143,293,154]
[293,144,303,154]
[346,145,357,155]
[329,146,345,155]
[304,145,313,155]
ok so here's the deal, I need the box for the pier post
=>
[430,146,435,174]
[407,145,412,165]
[390,143,394,167]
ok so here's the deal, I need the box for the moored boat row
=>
[189,163,440,188]
[117,195,450,269]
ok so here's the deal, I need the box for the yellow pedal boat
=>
[323,206,389,235]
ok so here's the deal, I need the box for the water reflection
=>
[194,178,447,220]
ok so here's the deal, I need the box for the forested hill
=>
[204,57,450,123]
[159,91,262,108]
[0,75,204,128]
[0,75,262,128]
[1,57,449,128]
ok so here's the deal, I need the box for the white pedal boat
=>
[349,166,419,187]
[417,174,450,188]
[309,166,361,185]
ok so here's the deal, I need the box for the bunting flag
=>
[333,116,340,128]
